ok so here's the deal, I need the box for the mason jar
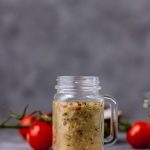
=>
[53,76,118,150]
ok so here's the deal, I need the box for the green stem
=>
[0,124,29,129]
[40,115,52,123]
[1,116,13,126]
[19,104,29,120]
[118,120,131,132]
[31,111,43,116]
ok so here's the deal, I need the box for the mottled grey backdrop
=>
[0,0,150,121]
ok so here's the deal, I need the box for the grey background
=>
[0,0,150,121]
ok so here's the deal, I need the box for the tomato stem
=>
[0,104,53,130]
[31,111,43,116]
[0,116,13,126]
[118,120,131,132]
[19,104,29,120]
[0,124,29,129]
[40,115,52,123]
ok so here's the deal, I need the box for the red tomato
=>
[19,115,37,139]
[27,120,52,150]
[127,121,150,149]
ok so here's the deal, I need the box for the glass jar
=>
[143,93,150,118]
[53,76,118,150]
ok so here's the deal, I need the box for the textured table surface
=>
[0,130,148,150]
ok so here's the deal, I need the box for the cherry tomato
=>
[127,121,150,149]
[27,120,52,150]
[19,115,37,139]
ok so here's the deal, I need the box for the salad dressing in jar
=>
[53,76,118,150]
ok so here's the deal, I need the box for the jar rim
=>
[55,76,101,90]
[57,76,100,80]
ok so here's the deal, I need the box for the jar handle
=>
[104,96,118,145]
